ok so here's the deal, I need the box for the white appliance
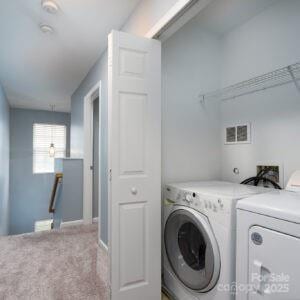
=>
[236,188,300,300]
[163,181,267,300]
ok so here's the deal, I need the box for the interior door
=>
[108,30,161,300]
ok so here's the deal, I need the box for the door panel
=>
[119,92,146,175]
[119,202,146,289]
[108,30,161,300]
[249,226,300,300]
[119,48,146,78]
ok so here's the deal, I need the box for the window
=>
[33,123,67,174]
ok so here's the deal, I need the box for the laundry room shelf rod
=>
[199,62,300,103]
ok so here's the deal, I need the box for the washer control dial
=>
[185,194,193,204]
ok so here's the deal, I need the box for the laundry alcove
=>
[161,0,300,188]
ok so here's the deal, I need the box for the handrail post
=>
[49,173,63,213]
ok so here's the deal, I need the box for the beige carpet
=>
[0,224,109,300]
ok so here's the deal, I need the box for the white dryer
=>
[163,181,267,300]
[236,190,300,300]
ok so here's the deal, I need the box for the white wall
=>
[162,16,222,184]
[220,0,300,186]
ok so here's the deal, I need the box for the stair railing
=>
[49,173,63,213]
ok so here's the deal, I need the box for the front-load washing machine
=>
[163,181,268,300]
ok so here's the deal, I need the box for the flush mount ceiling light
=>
[42,0,59,14]
[39,23,54,34]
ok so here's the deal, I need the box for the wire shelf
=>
[199,62,300,102]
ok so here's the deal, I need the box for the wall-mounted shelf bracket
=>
[199,94,205,105]
[287,65,300,93]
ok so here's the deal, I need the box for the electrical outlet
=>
[256,165,280,183]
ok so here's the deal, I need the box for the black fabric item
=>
[178,222,206,271]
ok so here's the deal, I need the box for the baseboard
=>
[60,217,99,228]
[60,219,83,228]
[99,239,108,253]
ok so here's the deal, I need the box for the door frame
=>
[83,81,101,225]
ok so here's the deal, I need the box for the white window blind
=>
[33,123,67,174]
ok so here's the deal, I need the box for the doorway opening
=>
[83,82,101,230]
[92,96,100,222]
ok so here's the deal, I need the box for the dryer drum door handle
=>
[252,260,271,295]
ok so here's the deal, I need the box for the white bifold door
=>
[108,30,161,300]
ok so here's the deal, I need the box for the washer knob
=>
[185,194,193,204]
[218,199,224,208]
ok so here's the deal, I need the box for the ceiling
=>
[194,0,279,36]
[0,0,141,112]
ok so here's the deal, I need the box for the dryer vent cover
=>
[225,123,251,144]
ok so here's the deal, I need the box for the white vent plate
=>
[225,123,251,144]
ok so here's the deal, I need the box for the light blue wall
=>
[0,83,10,236]
[71,51,109,245]
[161,0,300,187]
[9,108,70,235]
[162,14,222,184]
[220,0,300,186]
[54,158,83,227]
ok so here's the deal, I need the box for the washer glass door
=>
[164,208,220,291]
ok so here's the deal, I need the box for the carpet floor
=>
[0,224,109,300]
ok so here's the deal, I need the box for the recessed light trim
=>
[42,0,59,14]
[39,24,54,34]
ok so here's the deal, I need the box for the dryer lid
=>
[237,190,300,224]
[166,181,268,199]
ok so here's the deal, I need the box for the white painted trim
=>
[83,81,102,226]
[145,0,194,38]
[99,239,108,253]
[60,218,99,228]
[145,0,213,42]
[60,219,83,228]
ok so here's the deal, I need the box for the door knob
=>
[131,187,138,195]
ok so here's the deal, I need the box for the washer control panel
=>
[164,185,230,215]
[180,190,228,215]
